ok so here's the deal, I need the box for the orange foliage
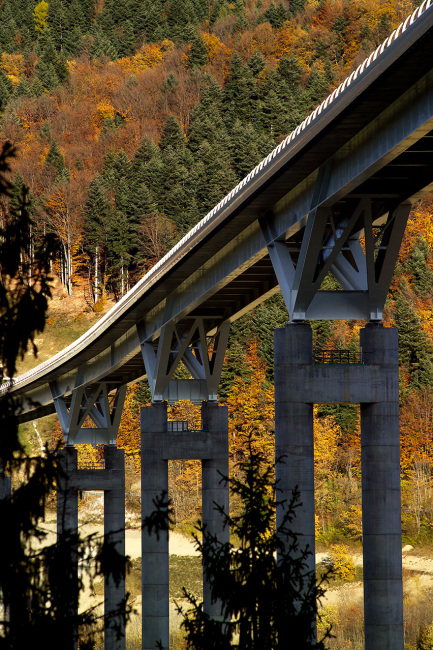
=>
[400,389,433,475]
[116,40,174,75]
[399,198,433,264]
[314,408,339,481]
[226,340,274,468]
[117,385,142,471]
[0,52,25,83]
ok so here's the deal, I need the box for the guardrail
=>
[314,349,364,364]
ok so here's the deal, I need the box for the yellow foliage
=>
[117,385,142,471]
[202,33,222,61]
[117,43,167,74]
[76,444,102,468]
[329,543,356,582]
[227,340,275,467]
[0,53,25,82]
[314,407,339,480]
[33,0,49,32]
[340,504,363,541]
[94,100,115,127]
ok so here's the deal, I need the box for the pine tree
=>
[48,0,70,52]
[178,439,330,649]
[119,20,135,57]
[194,140,237,215]
[288,0,307,16]
[262,2,288,28]
[230,121,263,180]
[0,1,19,52]
[394,278,433,391]
[159,115,186,152]
[15,75,32,97]
[406,236,433,298]
[0,72,13,111]
[223,54,257,127]
[132,0,165,41]
[44,141,68,183]
[189,34,208,68]
[248,50,266,77]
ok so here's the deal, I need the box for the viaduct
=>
[3,2,433,648]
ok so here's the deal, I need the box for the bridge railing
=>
[167,421,204,433]
[314,349,364,364]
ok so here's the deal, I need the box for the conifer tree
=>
[394,278,433,391]
[0,1,19,52]
[0,72,13,111]
[189,34,208,68]
[406,236,433,298]
[178,439,330,649]
[159,115,186,152]
[44,141,68,183]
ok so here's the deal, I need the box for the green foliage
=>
[393,277,433,391]
[406,236,433,298]
[159,115,186,151]
[178,441,331,649]
[189,34,208,68]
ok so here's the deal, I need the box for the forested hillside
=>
[3,0,433,552]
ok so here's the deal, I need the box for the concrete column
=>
[201,402,229,622]
[0,459,11,627]
[0,462,11,501]
[56,447,79,649]
[104,446,126,650]
[141,403,169,650]
[274,323,315,573]
[360,324,403,650]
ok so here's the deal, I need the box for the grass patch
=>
[169,556,202,600]
[126,556,203,602]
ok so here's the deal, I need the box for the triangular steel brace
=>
[50,381,127,446]
[137,318,230,403]
[262,198,411,321]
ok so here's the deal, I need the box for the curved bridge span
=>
[11,0,433,428]
[5,5,433,650]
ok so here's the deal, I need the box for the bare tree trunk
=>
[94,246,99,302]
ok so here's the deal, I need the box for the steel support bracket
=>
[50,381,127,446]
[137,318,230,404]
[262,195,411,321]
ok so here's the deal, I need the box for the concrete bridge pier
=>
[360,324,403,650]
[274,322,403,650]
[201,401,229,622]
[56,445,126,650]
[274,323,316,575]
[56,447,79,650]
[104,445,126,650]
[141,400,229,650]
[141,403,170,650]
